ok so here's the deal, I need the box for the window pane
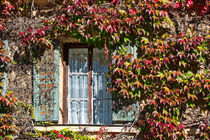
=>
[93,48,112,124]
[93,99,112,124]
[112,102,139,122]
[69,100,88,124]
[93,48,108,73]
[69,49,88,73]
[69,75,88,98]
[68,49,88,124]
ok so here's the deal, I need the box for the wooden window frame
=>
[63,43,94,124]
[63,43,137,125]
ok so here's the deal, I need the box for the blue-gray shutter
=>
[112,102,139,122]
[112,43,139,122]
[127,43,137,59]
[33,41,59,122]
[0,40,8,96]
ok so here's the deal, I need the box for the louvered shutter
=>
[33,41,59,122]
[112,43,139,122]
[127,43,138,59]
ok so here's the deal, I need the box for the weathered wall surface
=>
[169,10,209,136]
[170,11,209,36]
[6,42,33,105]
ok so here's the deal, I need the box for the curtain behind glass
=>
[68,48,112,124]
[68,49,89,124]
[93,48,112,124]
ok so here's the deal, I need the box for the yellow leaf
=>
[164,86,170,92]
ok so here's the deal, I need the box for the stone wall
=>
[6,41,33,105]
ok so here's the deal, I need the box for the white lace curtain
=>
[68,48,112,124]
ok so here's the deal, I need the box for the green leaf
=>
[141,37,149,44]
[199,56,206,62]
[176,76,183,83]
[137,90,141,96]
[163,109,168,116]
[181,61,186,67]
[186,71,194,78]
[137,69,141,75]
[187,101,195,108]
[6,134,13,139]
[124,37,130,43]
[158,72,165,79]
[129,91,133,97]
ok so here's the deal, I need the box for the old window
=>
[33,42,138,124]
[63,44,112,124]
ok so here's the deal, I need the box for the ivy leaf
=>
[164,86,170,92]
[187,93,198,101]
[199,56,206,62]
[158,72,165,79]
[187,101,195,108]
[179,61,186,67]
[124,38,131,44]
[141,37,149,44]
[137,90,141,96]
[129,91,133,97]
[163,109,168,116]
[186,71,194,78]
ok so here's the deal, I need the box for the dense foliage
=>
[0,1,15,138]
[0,0,209,139]
[108,28,209,139]
[0,92,17,139]
[27,129,94,140]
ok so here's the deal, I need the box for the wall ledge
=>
[35,124,139,134]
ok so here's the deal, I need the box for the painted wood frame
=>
[62,43,94,124]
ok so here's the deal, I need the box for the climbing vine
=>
[0,0,209,139]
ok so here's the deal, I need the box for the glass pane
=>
[112,102,139,121]
[69,49,88,73]
[93,48,112,124]
[68,49,89,124]
[69,100,88,124]
[93,74,111,98]
[93,48,109,73]
[93,99,112,124]
[69,75,88,98]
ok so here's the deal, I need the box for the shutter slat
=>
[33,41,59,122]
[112,43,139,122]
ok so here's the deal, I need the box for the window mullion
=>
[88,47,93,124]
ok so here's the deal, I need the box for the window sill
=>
[34,124,139,134]
[34,124,200,137]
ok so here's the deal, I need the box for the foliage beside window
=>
[0,92,17,139]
